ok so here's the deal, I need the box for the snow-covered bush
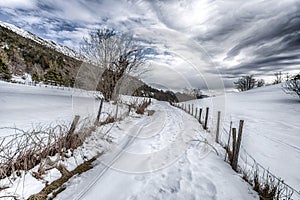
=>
[283,73,300,99]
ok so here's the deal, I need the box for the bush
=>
[283,73,300,98]
[257,79,265,87]
[136,99,151,115]
[32,70,40,82]
[234,75,256,91]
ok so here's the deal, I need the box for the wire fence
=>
[171,102,300,200]
[221,127,300,200]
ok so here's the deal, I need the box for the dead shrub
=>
[99,116,116,126]
[28,156,98,200]
[136,99,151,115]
[0,117,95,180]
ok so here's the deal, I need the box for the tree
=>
[273,71,282,84]
[181,87,201,98]
[0,56,11,81]
[234,75,256,91]
[285,73,290,81]
[283,73,300,98]
[257,79,265,87]
[191,88,202,99]
[32,70,40,82]
[81,28,145,101]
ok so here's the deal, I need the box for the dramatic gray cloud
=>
[0,0,299,91]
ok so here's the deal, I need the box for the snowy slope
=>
[0,21,82,59]
[0,81,102,136]
[185,84,300,192]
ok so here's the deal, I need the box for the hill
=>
[0,22,83,86]
[186,84,300,191]
[0,21,178,102]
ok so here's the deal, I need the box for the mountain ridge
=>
[0,21,83,60]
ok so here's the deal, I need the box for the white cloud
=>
[0,0,36,9]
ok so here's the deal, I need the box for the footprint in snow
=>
[134,175,145,181]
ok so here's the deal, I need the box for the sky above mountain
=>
[0,0,300,91]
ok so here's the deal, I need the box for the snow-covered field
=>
[0,81,121,136]
[0,81,258,199]
[184,84,300,192]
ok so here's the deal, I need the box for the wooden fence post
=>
[199,108,202,124]
[188,104,191,114]
[69,115,80,134]
[204,107,209,130]
[192,104,194,116]
[66,115,80,149]
[231,128,237,166]
[115,102,119,119]
[225,121,232,162]
[195,108,198,118]
[215,111,221,143]
[232,120,244,171]
[96,98,104,123]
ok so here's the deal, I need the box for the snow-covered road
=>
[57,101,257,200]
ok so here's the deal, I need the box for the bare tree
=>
[192,88,202,99]
[81,28,145,101]
[273,71,282,84]
[285,72,290,81]
[234,75,256,92]
[283,73,300,98]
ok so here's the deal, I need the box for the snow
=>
[0,81,260,199]
[0,81,96,136]
[0,81,127,136]
[11,73,32,84]
[56,101,257,200]
[3,171,45,199]
[183,84,300,193]
[0,123,114,199]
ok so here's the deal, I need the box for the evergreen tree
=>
[0,56,11,81]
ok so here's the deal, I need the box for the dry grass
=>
[0,117,95,181]
[0,99,155,199]
[136,99,151,115]
[28,155,100,200]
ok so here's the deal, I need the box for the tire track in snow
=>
[73,102,176,200]
[73,116,154,200]
[61,101,207,200]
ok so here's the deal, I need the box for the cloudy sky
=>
[0,0,300,91]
